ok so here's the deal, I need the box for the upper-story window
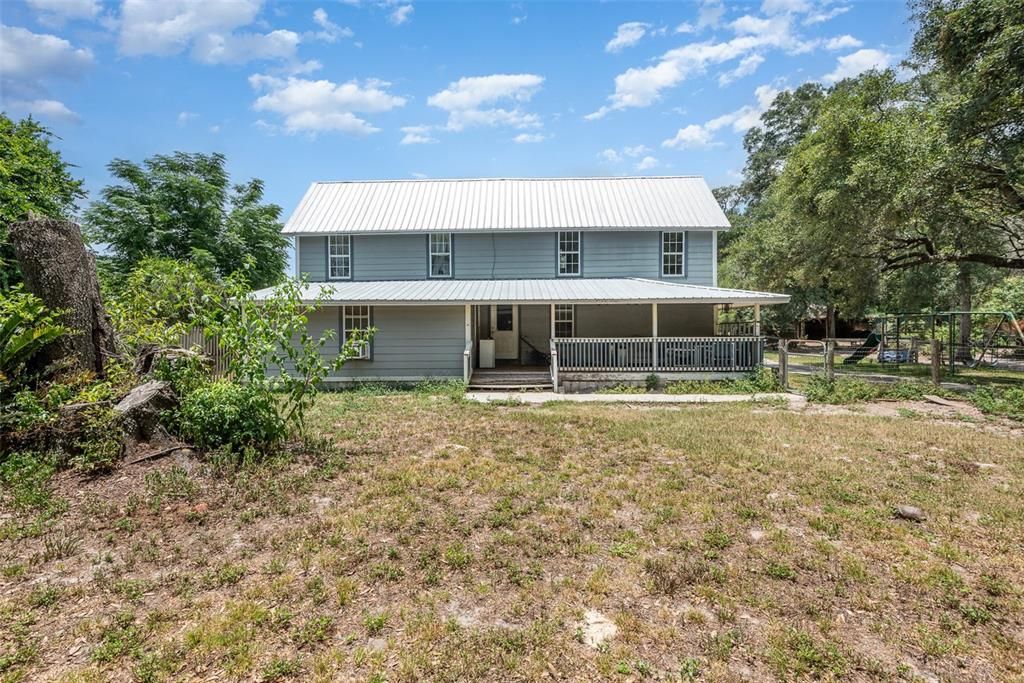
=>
[429,233,452,278]
[328,235,351,280]
[558,231,581,276]
[662,231,685,277]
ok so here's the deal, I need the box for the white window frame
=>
[554,304,574,338]
[661,231,686,277]
[558,231,581,277]
[428,233,453,278]
[328,235,351,280]
[342,305,371,360]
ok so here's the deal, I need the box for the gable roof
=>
[282,176,730,234]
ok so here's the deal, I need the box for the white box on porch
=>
[478,339,496,368]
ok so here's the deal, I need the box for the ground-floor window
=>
[554,304,574,337]
[342,305,371,359]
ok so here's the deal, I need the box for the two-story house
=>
[252,176,789,390]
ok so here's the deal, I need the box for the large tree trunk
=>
[955,263,973,363]
[8,216,117,377]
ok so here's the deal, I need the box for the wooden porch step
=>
[467,383,553,391]
[469,369,553,391]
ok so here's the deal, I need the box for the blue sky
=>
[1,0,913,220]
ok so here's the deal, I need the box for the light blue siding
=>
[453,233,556,279]
[296,305,464,380]
[583,232,660,279]
[297,230,716,285]
[297,236,327,280]
[353,235,426,281]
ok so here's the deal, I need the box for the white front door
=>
[490,304,518,360]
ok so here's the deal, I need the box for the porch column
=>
[464,305,472,383]
[753,304,762,336]
[550,303,556,338]
[652,303,659,372]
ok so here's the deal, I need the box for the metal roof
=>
[283,176,730,234]
[250,278,788,305]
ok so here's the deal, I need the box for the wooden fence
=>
[179,326,230,377]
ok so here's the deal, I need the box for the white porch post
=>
[652,303,659,372]
[463,304,472,383]
[550,303,556,338]
[753,304,762,336]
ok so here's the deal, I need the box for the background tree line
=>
[717,0,1023,339]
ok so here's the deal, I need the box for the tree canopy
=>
[84,152,288,290]
[721,0,1024,329]
[0,114,86,288]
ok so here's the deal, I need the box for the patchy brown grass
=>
[2,391,1023,681]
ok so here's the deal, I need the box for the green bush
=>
[970,386,1024,421]
[176,380,285,453]
[804,376,929,404]
[665,368,782,395]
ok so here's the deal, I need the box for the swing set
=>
[845,310,1024,375]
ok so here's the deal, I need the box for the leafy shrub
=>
[176,380,285,453]
[970,386,1024,421]
[0,451,58,510]
[665,367,782,395]
[152,352,211,397]
[0,287,69,392]
[71,406,124,473]
[804,376,929,404]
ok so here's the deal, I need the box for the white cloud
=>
[192,30,301,64]
[804,5,851,24]
[118,0,262,56]
[411,171,428,178]
[389,4,413,25]
[427,73,544,132]
[5,98,81,123]
[718,53,764,85]
[0,24,94,82]
[311,8,354,42]
[634,155,659,171]
[26,0,100,25]
[663,83,781,149]
[605,22,650,53]
[761,0,811,14]
[697,0,725,29]
[209,124,221,133]
[177,111,198,126]
[823,48,891,83]
[513,133,545,143]
[400,125,437,144]
[249,74,407,135]
[587,12,810,118]
[662,124,717,150]
[600,148,623,163]
[0,25,92,121]
[824,34,862,50]
[623,144,650,157]
[675,22,695,34]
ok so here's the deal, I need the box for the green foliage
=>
[70,405,124,473]
[201,271,372,436]
[0,288,69,392]
[176,380,286,454]
[106,257,221,349]
[979,275,1024,316]
[0,114,87,287]
[970,386,1024,421]
[0,451,57,510]
[84,152,288,289]
[665,368,782,395]
[803,376,929,404]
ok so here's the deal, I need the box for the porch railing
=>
[554,336,764,373]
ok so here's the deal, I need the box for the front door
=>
[490,304,518,360]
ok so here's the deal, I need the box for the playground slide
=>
[843,332,881,365]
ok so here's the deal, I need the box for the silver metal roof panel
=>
[283,176,730,234]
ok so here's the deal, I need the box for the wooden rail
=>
[553,336,764,373]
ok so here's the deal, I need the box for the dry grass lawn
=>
[2,389,1023,681]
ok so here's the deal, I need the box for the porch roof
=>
[251,278,790,306]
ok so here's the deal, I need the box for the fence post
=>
[778,339,789,389]
[825,340,835,381]
[931,339,941,386]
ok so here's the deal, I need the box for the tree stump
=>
[8,216,118,377]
